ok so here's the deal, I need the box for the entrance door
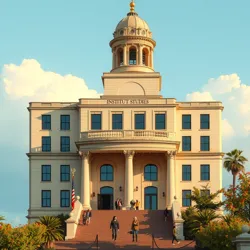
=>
[98,186,114,210]
[144,186,158,210]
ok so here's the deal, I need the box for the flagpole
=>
[71,168,76,210]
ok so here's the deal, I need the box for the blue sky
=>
[0,0,250,225]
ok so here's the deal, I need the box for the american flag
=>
[71,175,76,210]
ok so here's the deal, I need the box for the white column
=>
[124,150,135,208]
[80,151,90,209]
[166,151,176,209]
[139,45,143,65]
[123,45,127,65]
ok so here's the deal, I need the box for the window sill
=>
[199,129,210,131]
[199,180,210,182]
[41,129,52,131]
[41,181,52,183]
[60,129,71,131]
[180,129,192,131]
[181,180,192,182]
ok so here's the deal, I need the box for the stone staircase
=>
[55,210,195,250]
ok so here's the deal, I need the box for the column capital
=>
[166,150,177,159]
[124,150,135,159]
[78,151,90,159]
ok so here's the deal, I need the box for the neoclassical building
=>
[27,1,223,222]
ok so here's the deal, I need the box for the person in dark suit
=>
[110,216,120,241]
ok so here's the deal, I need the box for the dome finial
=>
[130,0,135,12]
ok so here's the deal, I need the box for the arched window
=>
[129,47,137,65]
[144,164,158,181]
[100,186,113,194]
[142,48,149,66]
[117,48,124,66]
[100,164,113,181]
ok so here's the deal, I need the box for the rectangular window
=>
[42,115,51,130]
[42,136,51,152]
[91,114,102,130]
[182,190,191,207]
[182,115,191,129]
[61,115,70,130]
[200,114,210,129]
[135,114,145,130]
[155,114,166,130]
[60,190,70,207]
[201,165,210,181]
[42,165,51,181]
[60,136,70,152]
[112,114,123,130]
[41,190,51,207]
[182,165,191,181]
[182,136,191,151]
[200,136,210,151]
[60,165,70,182]
[200,189,210,196]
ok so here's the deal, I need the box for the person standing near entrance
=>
[135,200,140,210]
[131,216,139,242]
[164,208,169,221]
[172,225,180,245]
[115,199,119,210]
[110,216,119,241]
[85,209,92,225]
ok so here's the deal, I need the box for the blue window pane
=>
[100,165,113,181]
[201,165,210,180]
[112,114,123,130]
[42,165,51,181]
[182,115,191,129]
[91,114,102,130]
[182,136,191,151]
[182,190,191,207]
[200,114,210,129]
[61,190,70,207]
[182,165,191,181]
[61,115,70,130]
[200,136,210,151]
[135,114,145,130]
[155,114,166,130]
[61,136,70,152]
[145,187,157,194]
[61,165,70,181]
[42,115,51,130]
[42,190,51,207]
[42,136,51,152]
[144,165,158,181]
[100,187,113,194]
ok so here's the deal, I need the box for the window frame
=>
[182,115,191,130]
[41,190,51,207]
[144,164,158,181]
[200,114,210,129]
[42,136,51,152]
[200,136,210,151]
[42,115,51,130]
[60,190,70,207]
[201,164,210,181]
[100,164,114,181]
[182,136,191,151]
[155,113,166,130]
[60,115,70,130]
[182,190,191,207]
[182,165,191,181]
[41,165,51,182]
[135,113,145,130]
[112,114,123,130]
[60,165,70,182]
[60,136,70,152]
[91,113,102,130]
[129,48,137,65]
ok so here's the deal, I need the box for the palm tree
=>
[39,216,64,248]
[0,216,5,224]
[223,149,248,189]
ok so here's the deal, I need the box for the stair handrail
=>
[86,234,99,250]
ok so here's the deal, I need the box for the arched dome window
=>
[144,164,158,181]
[117,48,124,66]
[100,164,113,181]
[129,47,137,65]
[142,48,149,66]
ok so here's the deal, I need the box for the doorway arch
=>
[98,186,114,210]
[144,186,158,210]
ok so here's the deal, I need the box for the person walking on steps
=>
[172,225,180,245]
[131,216,139,242]
[135,200,140,210]
[110,216,119,241]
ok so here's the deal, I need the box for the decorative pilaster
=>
[166,150,176,209]
[151,48,154,68]
[79,151,90,209]
[139,44,143,65]
[123,45,127,65]
[124,150,135,208]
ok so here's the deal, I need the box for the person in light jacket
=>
[110,216,119,241]
[172,225,180,245]
[131,216,139,242]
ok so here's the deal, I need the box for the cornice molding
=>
[27,152,79,158]
[176,152,224,157]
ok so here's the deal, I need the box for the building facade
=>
[27,1,223,222]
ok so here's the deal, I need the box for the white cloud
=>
[2,59,101,101]
[186,91,214,102]
[222,119,235,138]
